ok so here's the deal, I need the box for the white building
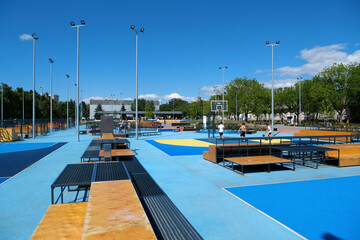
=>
[89,99,160,119]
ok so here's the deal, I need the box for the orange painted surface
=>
[81,180,156,240]
[30,202,87,240]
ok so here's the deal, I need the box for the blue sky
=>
[0,0,359,103]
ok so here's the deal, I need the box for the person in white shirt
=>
[266,123,272,137]
[218,122,225,138]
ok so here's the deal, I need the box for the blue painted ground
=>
[146,140,208,156]
[0,142,56,153]
[0,142,67,179]
[226,175,360,240]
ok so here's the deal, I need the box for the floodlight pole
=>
[130,25,144,140]
[298,77,302,125]
[71,21,85,142]
[49,58,54,134]
[32,34,38,138]
[120,92,123,121]
[66,75,69,129]
[266,41,279,136]
[235,90,238,121]
[22,89,24,121]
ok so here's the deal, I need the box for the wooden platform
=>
[30,202,87,239]
[317,144,360,167]
[101,133,114,139]
[99,149,135,160]
[81,180,156,240]
[224,155,294,174]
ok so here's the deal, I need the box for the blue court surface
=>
[0,142,67,184]
[146,140,208,156]
[225,175,360,240]
[0,142,57,153]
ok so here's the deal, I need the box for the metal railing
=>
[1,118,74,139]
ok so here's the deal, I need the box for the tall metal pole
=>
[67,75,69,129]
[266,41,279,136]
[120,92,123,121]
[130,25,144,140]
[32,34,38,139]
[173,100,174,119]
[271,44,274,135]
[49,59,53,133]
[222,69,225,122]
[298,77,302,125]
[135,31,139,139]
[76,26,80,142]
[81,90,83,122]
[236,90,238,121]
[22,89,24,121]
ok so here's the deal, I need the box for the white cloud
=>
[262,78,298,89]
[19,33,32,41]
[276,44,360,77]
[201,85,224,96]
[355,43,359,47]
[164,93,197,102]
[82,96,104,104]
[138,94,161,100]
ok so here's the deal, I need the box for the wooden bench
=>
[82,180,156,239]
[30,202,87,239]
[99,149,135,160]
[317,144,360,167]
[224,155,294,174]
[294,130,355,142]
[203,142,289,164]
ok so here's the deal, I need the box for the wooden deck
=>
[224,155,294,174]
[99,149,135,157]
[30,202,87,239]
[225,155,292,166]
[81,180,156,240]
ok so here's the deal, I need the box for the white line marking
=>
[222,188,308,240]
[223,174,360,189]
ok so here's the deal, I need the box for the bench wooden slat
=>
[99,149,135,157]
[30,202,87,240]
[81,180,156,240]
[225,155,292,166]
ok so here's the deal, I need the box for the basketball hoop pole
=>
[219,66,228,123]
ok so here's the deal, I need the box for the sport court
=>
[1,128,360,240]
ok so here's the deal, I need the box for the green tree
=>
[94,104,103,120]
[316,63,351,122]
[145,101,154,119]
[121,104,126,120]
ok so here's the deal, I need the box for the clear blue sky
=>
[0,0,359,103]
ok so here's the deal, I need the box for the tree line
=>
[0,84,89,120]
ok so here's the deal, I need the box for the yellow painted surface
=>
[30,202,87,240]
[156,139,214,147]
[82,180,156,240]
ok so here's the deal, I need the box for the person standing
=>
[238,122,246,140]
[266,123,272,137]
[218,122,225,138]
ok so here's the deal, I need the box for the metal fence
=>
[1,118,74,139]
[305,125,360,132]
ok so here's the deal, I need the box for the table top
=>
[30,202,88,239]
[81,180,156,239]
[225,155,292,165]
[99,149,135,157]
